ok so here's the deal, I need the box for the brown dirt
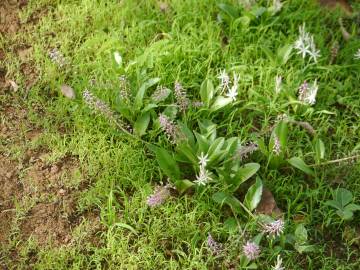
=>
[0,100,102,250]
[0,0,40,94]
[1,1,86,248]
[20,202,73,246]
[0,130,86,248]
[318,0,353,15]
[0,1,28,35]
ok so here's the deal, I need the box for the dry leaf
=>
[8,80,19,92]
[60,84,76,99]
[255,188,282,216]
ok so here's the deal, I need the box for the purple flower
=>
[147,185,171,207]
[151,86,170,103]
[119,75,130,101]
[263,219,285,237]
[49,48,67,68]
[83,90,115,119]
[298,81,309,102]
[83,89,132,132]
[207,234,223,255]
[243,241,260,260]
[298,80,318,105]
[174,82,189,112]
[192,101,204,108]
[158,113,180,144]
[272,135,281,156]
[237,142,258,160]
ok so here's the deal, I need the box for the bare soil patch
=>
[0,110,94,249]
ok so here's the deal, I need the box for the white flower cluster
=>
[194,152,212,186]
[218,70,240,102]
[298,80,319,105]
[294,24,321,63]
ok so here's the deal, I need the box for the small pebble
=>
[58,188,66,196]
[6,171,13,179]
[50,165,60,174]
[60,84,76,99]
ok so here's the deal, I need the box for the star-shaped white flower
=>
[307,36,321,63]
[198,152,209,167]
[226,85,238,101]
[217,69,230,90]
[304,80,318,105]
[294,38,309,59]
[225,73,239,101]
[195,167,212,186]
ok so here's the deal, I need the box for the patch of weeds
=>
[2,0,360,269]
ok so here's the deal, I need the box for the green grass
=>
[1,0,360,269]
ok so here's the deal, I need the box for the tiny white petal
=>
[114,51,122,66]
[354,49,360,60]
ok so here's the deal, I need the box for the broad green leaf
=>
[134,112,150,137]
[324,200,342,211]
[287,157,314,176]
[212,192,242,213]
[274,121,288,149]
[200,78,215,107]
[252,233,264,246]
[229,163,260,192]
[175,179,194,194]
[344,204,360,212]
[277,43,293,65]
[295,244,315,254]
[244,178,263,211]
[335,188,353,207]
[198,119,217,142]
[295,224,308,243]
[163,105,178,119]
[135,77,160,109]
[142,103,158,112]
[148,145,180,180]
[338,209,353,220]
[177,121,195,147]
[247,262,258,269]
[217,3,239,18]
[224,137,240,158]
[208,137,225,163]
[210,96,232,112]
[175,143,197,164]
[314,138,325,163]
[234,16,251,29]
[223,217,238,233]
[194,132,210,153]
